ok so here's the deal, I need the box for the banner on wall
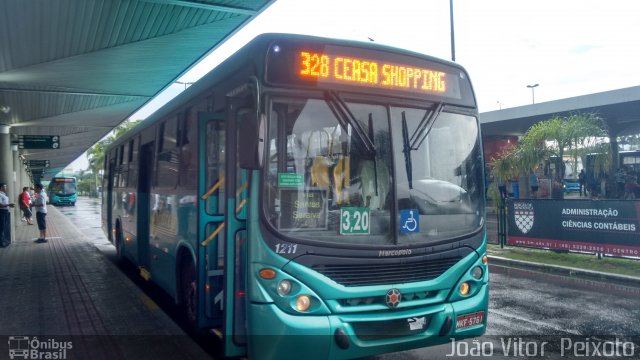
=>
[507,199,640,257]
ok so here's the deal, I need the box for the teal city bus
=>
[48,177,77,205]
[102,33,488,359]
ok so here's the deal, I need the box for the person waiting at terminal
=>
[20,187,33,225]
[529,172,539,198]
[624,174,639,200]
[0,183,16,247]
[32,184,49,243]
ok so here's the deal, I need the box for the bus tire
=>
[181,263,198,333]
[115,223,125,263]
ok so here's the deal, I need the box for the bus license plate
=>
[456,311,484,329]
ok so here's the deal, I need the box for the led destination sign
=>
[299,51,447,95]
[266,41,464,100]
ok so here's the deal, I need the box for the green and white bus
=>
[48,177,77,205]
[102,33,488,359]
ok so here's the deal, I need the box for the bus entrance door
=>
[221,94,253,357]
[198,112,226,330]
[198,91,254,358]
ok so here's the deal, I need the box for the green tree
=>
[85,120,142,195]
[618,134,640,148]
[491,113,610,200]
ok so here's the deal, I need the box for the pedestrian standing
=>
[529,172,539,198]
[0,183,16,247]
[496,174,507,201]
[20,187,33,225]
[578,169,586,197]
[32,183,48,243]
[29,187,35,212]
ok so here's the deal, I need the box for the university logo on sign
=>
[513,201,535,234]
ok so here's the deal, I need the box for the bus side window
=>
[205,119,225,215]
[235,109,253,220]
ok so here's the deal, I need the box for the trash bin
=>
[512,182,519,199]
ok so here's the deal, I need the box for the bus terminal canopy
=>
[0,0,274,180]
[480,86,640,139]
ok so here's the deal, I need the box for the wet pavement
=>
[0,197,210,360]
[59,197,640,359]
[56,196,110,248]
[378,264,640,359]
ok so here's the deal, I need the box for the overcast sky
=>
[71,0,640,169]
[176,0,640,112]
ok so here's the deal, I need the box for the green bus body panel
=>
[49,193,77,205]
[245,176,488,359]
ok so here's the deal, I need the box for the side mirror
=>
[238,111,265,170]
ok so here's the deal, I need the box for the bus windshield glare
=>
[49,180,76,195]
[263,95,484,246]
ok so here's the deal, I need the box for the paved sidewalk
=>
[488,253,640,287]
[0,207,210,359]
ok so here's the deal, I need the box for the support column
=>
[12,144,20,193]
[609,135,620,198]
[11,144,19,243]
[0,125,11,186]
[0,125,14,245]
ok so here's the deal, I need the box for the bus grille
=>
[352,316,432,340]
[312,256,462,286]
[338,290,440,307]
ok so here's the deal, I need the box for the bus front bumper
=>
[248,283,488,360]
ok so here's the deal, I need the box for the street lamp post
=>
[450,0,456,62]
[175,81,194,90]
[526,84,539,104]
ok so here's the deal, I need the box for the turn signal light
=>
[296,295,311,311]
[259,268,277,279]
[482,255,488,264]
[459,282,470,296]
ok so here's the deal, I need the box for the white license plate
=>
[456,311,485,329]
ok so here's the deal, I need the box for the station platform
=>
[0,206,211,359]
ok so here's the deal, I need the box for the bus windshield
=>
[49,179,77,195]
[263,95,483,246]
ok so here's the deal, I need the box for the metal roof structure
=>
[0,0,274,180]
[480,85,640,138]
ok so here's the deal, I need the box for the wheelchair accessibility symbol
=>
[400,209,419,234]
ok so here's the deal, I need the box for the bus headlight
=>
[459,282,470,296]
[296,295,311,312]
[277,280,292,296]
[472,266,484,279]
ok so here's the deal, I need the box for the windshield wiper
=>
[401,111,413,189]
[409,102,444,150]
[368,113,379,196]
[325,91,376,156]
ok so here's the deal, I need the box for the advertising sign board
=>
[507,199,640,257]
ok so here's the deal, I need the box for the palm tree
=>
[491,113,610,200]
[85,120,142,195]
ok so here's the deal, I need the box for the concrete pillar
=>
[12,144,20,192]
[0,125,11,186]
[23,163,29,188]
[11,144,19,242]
[0,125,15,244]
